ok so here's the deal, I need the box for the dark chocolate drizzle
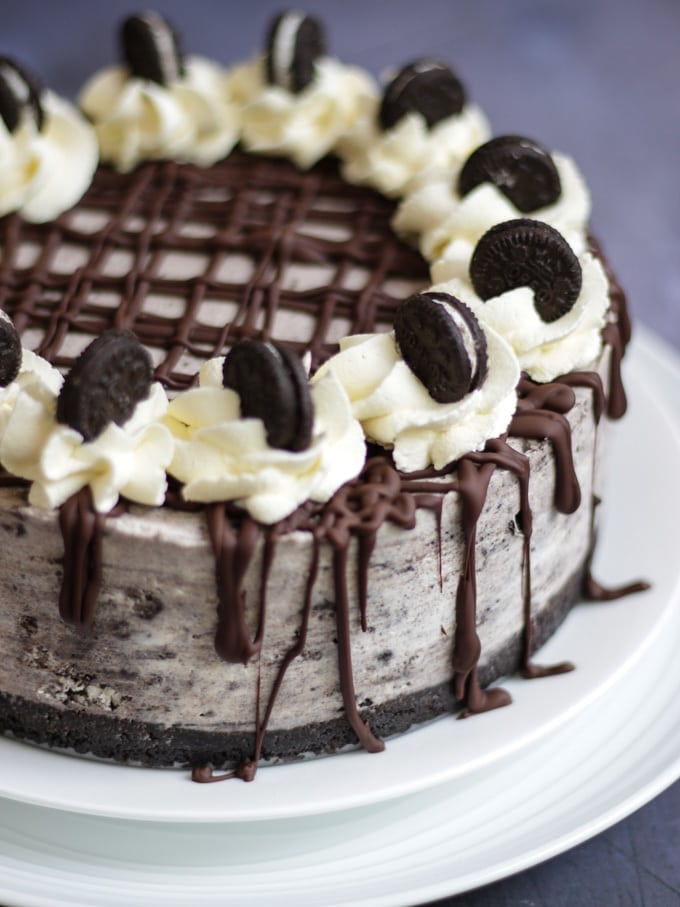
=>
[511,377,581,514]
[0,153,640,779]
[0,153,426,381]
[452,457,512,714]
[588,234,631,419]
[206,505,264,664]
[57,487,106,630]
[192,513,322,784]
[558,371,606,424]
[583,563,651,602]
[320,459,417,752]
[472,438,574,681]
[582,496,651,602]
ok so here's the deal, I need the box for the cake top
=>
[0,7,617,521]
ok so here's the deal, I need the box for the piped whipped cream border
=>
[0,90,98,222]
[0,21,613,518]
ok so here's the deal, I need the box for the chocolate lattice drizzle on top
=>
[0,152,427,387]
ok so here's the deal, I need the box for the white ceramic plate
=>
[0,329,679,906]
[0,467,678,906]
[0,330,679,825]
[2,604,679,907]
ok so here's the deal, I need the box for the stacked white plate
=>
[1,329,679,907]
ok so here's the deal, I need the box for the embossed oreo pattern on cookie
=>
[56,330,154,442]
[121,13,185,85]
[222,340,314,452]
[0,56,44,133]
[470,219,583,323]
[0,312,22,388]
[265,10,326,94]
[458,135,562,213]
[394,292,488,403]
[379,59,466,131]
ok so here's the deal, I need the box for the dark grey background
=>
[4,1,680,904]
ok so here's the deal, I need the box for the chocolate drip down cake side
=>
[0,11,647,781]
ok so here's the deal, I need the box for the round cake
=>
[0,11,640,781]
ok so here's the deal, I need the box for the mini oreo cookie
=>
[265,10,326,94]
[0,311,22,388]
[470,218,582,323]
[0,57,44,134]
[121,12,185,85]
[56,330,154,442]
[458,135,562,213]
[222,340,314,452]
[394,292,488,404]
[379,59,466,131]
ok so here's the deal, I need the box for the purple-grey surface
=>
[3,1,680,904]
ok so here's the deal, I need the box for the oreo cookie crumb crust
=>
[56,329,154,442]
[379,59,466,131]
[0,566,582,769]
[394,291,488,403]
[470,219,583,323]
[0,56,44,133]
[265,10,326,93]
[222,340,314,452]
[0,312,22,387]
[458,135,562,213]
[121,13,185,85]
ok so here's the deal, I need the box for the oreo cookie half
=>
[265,10,326,94]
[222,340,314,452]
[470,219,582,323]
[0,57,44,134]
[0,311,22,388]
[121,12,185,85]
[57,330,154,442]
[379,59,466,131]
[394,292,488,404]
[458,135,562,212]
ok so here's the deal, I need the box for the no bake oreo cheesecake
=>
[0,11,643,781]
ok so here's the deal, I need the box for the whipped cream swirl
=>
[314,320,519,473]
[79,57,239,172]
[395,151,591,265]
[228,56,377,169]
[0,380,173,513]
[338,103,490,198]
[0,347,62,442]
[164,358,366,524]
[0,91,98,222]
[432,248,610,383]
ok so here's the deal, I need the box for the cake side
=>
[0,365,602,768]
